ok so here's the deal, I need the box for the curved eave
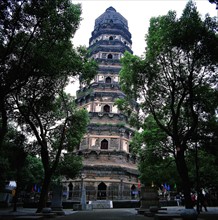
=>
[82,164,139,176]
[87,121,136,133]
[89,44,132,56]
[90,28,132,44]
[76,83,124,100]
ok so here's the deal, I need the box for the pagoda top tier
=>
[90,6,132,45]
[94,6,129,31]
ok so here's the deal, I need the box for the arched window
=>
[131,184,136,191]
[105,77,111,83]
[103,104,110,112]
[68,182,73,200]
[107,54,113,59]
[101,139,108,150]
[109,36,113,40]
[98,182,107,199]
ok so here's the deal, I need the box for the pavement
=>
[0,206,218,220]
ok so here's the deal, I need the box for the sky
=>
[66,0,218,95]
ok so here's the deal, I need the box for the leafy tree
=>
[130,115,181,191]
[0,0,97,212]
[13,91,89,212]
[21,155,44,192]
[187,148,218,190]
[57,154,82,180]
[0,154,9,190]
[119,1,218,208]
[0,0,96,146]
[0,128,27,211]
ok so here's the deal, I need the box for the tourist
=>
[199,191,208,212]
[175,193,181,206]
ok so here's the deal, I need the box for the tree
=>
[0,0,96,147]
[0,0,97,212]
[130,115,181,190]
[119,1,218,208]
[187,148,218,190]
[21,155,44,192]
[0,128,28,211]
[13,90,90,212]
[57,154,82,180]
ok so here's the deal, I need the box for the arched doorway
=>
[105,76,111,83]
[97,182,107,200]
[101,139,108,150]
[103,104,110,113]
[131,184,137,199]
[68,182,73,200]
[107,54,113,59]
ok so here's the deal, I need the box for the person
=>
[199,191,208,212]
[191,192,196,207]
[175,193,181,206]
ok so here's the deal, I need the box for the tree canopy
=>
[0,0,96,146]
[0,0,97,212]
[119,0,218,208]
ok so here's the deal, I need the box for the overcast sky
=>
[71,0,217,56]
[66,0,217,95]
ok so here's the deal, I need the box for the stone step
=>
[89,200,113,209]
[15,216,44,219]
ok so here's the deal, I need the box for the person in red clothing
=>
[191,192,197,207]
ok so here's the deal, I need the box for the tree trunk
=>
[0,97,8,148]
[175,149,193,209]
[13,188,18,212]
[36,172,52,213]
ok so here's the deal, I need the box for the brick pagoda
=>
[64,6,139,201]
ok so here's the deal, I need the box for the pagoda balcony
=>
[88,112,128,123]
[98,66,121,73]
[76,83,124,99]
[90,28,132,43]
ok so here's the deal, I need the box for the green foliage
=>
[139,155,180,188]
[115,98,133,117]
[0,0,97,146]
[77,46,98,86]
[65,108,90,151]
[130,115,167,155]
[22,155,44,187]
[114,98,139,129]
[0,0,97,211]
[15,89,89,161]
[119,0,218,207]
[77,87,94,98]
[130,115,181,187]
[57,154,82,179]
[120,0,218,157]
[0,0,82,93]
[187,149,218,189]
[0,156,9,190]
[2,128,27,175]
[120,52,146,100]
[0,127,43,192]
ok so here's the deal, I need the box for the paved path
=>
[57,207,218,220]
[1,207,218,220]
[60,209,145,220]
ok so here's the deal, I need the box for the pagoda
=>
[64,6,139,201]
